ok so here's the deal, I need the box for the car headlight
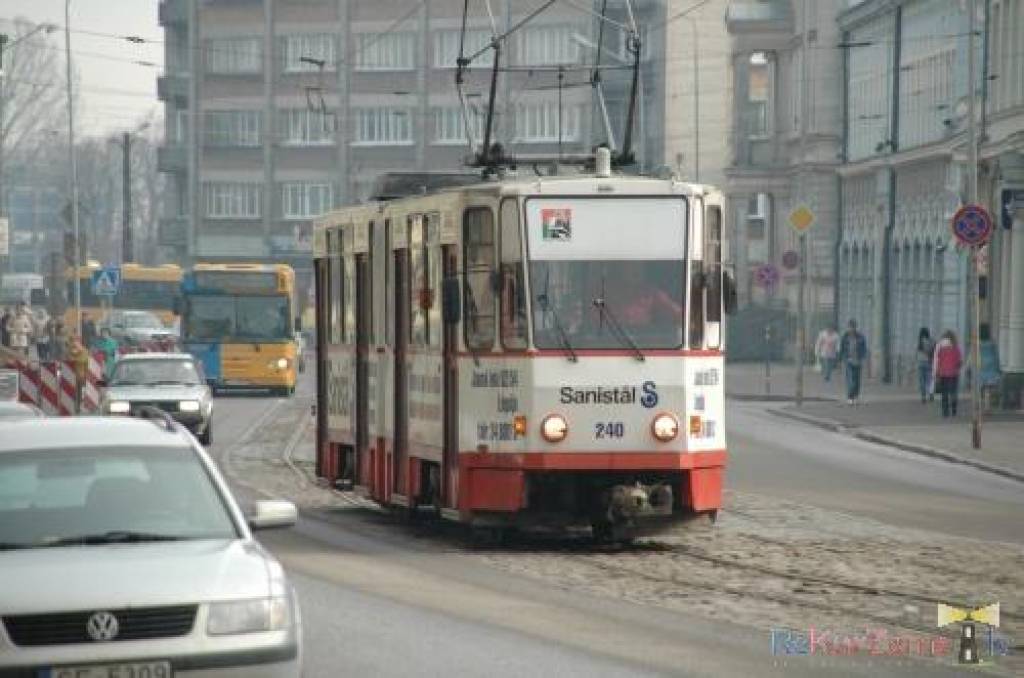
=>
[651,413,679,442]
[108,401,130,415]
[179,400,201,412]
[207,596,290,636]
[540,414,569,443]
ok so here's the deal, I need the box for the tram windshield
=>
[526,198,687,351]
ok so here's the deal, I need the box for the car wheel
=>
[198,422,212,446]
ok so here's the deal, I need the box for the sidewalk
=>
[726,361,1024,483]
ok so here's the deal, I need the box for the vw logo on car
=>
[86,611,120,642]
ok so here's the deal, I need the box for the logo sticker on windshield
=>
[541,208,572,241]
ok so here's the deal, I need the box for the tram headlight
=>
[540,414,568,443]
[651,413,679,442]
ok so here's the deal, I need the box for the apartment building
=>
[156,0,674,301]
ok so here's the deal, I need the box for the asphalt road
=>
[203,371,1012,677]
[726,401,1024,544]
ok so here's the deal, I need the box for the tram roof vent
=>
[370,172,481,201]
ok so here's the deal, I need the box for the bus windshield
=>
[184,295,291,342]
[525,198,687,351]
[531,261,684,350]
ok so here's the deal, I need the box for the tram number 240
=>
[595,422,625,439]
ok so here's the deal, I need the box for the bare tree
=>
[1,18,68,162]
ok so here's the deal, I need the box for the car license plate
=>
[44,662,172,678]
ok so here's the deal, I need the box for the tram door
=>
[355,244,370,494]
[392,226,410,497]
[441,243,459,509]
[313,252,328,479]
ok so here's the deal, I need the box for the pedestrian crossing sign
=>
[91,267,121,296]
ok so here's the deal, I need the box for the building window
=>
[204,110,261,147]
[514,102,581,143]
[745,51,773,138]
[279,108,334,146]
[433,28,493,68]
[353,32,415,71]
[206,37,262,75]
[281,34,335,72]
[203,182,262,219]
[353,107,413,145]
[432,107,479,145]
[281,182,333,220]
[517,25,581,66]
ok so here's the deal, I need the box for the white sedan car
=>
[0,416,302,677]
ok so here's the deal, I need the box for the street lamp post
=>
[967,0,983,449]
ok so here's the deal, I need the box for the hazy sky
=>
[2,0,164,137]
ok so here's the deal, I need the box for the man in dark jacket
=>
[837,319,868,405]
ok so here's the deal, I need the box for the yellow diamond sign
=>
[789,204,815,233]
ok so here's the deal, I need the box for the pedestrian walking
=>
[95,327,120,380]
[932,330,963,418]
[82,317,98,350]
[915,327,935,404]
[6,303,34,357]
[837,319,868,405]
[815,324,840,382]
[35,312,51,362]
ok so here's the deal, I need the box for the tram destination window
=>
[500,199,528,350]
[463,207,496,351]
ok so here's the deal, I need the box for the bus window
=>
[499,199,527,350]
[463,207,496,351]
[689,199,705,350]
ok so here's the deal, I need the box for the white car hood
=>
[0,539,275,614]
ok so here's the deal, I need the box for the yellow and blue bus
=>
[180,263,298,395]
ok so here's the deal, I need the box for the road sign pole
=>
[796,234,807,407]
[967,0,982,449]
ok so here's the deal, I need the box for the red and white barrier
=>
[8,355,105,416]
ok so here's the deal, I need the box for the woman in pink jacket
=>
[932,330,963,418]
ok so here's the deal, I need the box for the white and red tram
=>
[312,165,735,538]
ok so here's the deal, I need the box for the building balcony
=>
[726,0,793,34]
[157,75,188,106]
[158,217,188,246]
[157,145,186,174]
[158,0,187,27]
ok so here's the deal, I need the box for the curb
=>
[765,407,1024,485]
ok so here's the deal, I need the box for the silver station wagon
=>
[0,417,302,677]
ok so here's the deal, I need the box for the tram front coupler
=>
[604,482,674,523]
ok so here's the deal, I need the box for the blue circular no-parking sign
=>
[951,204,994,247]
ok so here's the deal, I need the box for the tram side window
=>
[410,215,428,347]
[463,207,496,351]
[426,214,442,349]
[328,231,344,344]
[689,200,705,349]
[706,206,723,324]
[343,253,355,344]
[499,199,528,350]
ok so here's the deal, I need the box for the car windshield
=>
[0,446,238,548]
[184,294,292,342]
[111,359,201,386]
[526,198,687,350]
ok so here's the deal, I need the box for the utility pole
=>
[122,132,132,262]
[65,0,82,337]
[967,0,983,449]
[795,0,810,407]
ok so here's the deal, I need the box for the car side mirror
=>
[247,499,297,531]
[442,276,461,325]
